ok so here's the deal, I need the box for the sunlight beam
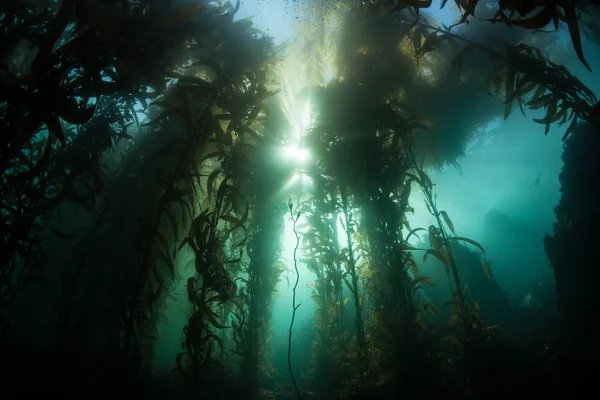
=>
[282,146,310,163]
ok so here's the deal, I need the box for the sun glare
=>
[282,145,310,163]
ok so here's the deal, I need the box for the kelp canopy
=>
[0,0,598,399]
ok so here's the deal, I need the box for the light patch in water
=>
[282,146,310,163]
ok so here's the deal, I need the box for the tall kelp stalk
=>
[297,5,518,393]
[349,118,421,389]
[403,145,498,394]
[339,185,366,357]
[234,119,288,399]
[300,177,349,396]
[188,7,284,398]
[169,12,280,400]
[293,5,429,396]
[304,80,432,396]
[304,72,498,395]
[239,196,286,400]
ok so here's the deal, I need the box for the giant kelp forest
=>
[1,0,600,399]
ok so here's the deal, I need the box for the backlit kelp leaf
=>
[410,275,436,287]
[338,215,347,232]
[428,225,442,250]
[343,276,355,292]
[534,106,568,126]
[483,260,492,279]
[244,106,262,127]
[187,209,211,246]
[492,0,590,71]
[426,32,447,52]
[158,248,176,279]
[513,78,537,99]
[448,236,484,254]
[179,198,194,229]
[407,252,419,277]
[221,0,241,22]
[203,303,230,329]
[102,67,118,82]
[164,208,178,241]
[200,150,227,164]
[216,177,230,204]
[423,248,449,266]
[207,169,221,201]
[530,84,547,102]
[447,314,460,329]
[451,0,478,28]
[423,302,440,316]
[562,116,578,141]
[416,155,434,190]
[444,299,465,308]
[403,218,414,233]
[448,236,491,279]
[396,189,412,223]
[526,93,553,110]
[154,229,170,259]
[494,6,554,29]
[412,25,428,58]
[407,120,434,133]
[241,126,260,140]
[362,267,377,279]
[503,67,517,119]
[405,227,426,247]
[221,203,249,232]
[440,210,455,234]
[533,95,560,134]
[562,0,591,71]
[424,198,434,215]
